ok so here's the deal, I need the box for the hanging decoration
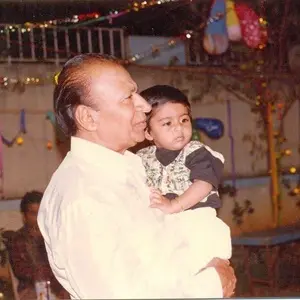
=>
[202,0,268,54]
[0,0,183,32]
[128,9,231,63]
[0,109,68,150]
[0,76,46,92]
[23,12,101,28]
[225,0,241,41]
[1,110,26,147]
[235,3,262,49]
[203,0,229,55]
[71,0,182,28]
[193,118,224,139]
[191,128,202,142]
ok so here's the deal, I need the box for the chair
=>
[7,262,20,300]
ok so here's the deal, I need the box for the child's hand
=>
[149,188,174,214]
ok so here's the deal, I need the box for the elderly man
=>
[38,54,236,299]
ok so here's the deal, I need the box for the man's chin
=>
[133,132,146,144]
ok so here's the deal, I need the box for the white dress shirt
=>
[38,137,226,299]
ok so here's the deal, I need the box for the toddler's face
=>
[146,102,192,150]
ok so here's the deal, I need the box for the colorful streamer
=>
[1,109,27,147]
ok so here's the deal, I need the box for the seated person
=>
[7,191,69,299]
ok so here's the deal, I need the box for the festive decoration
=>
[193,118,224,140]
[0,73,60,92]
[68,0,182,29]
[46,111,56,125]
[191,128,202,142]
[203,0,229,55]
[235,3,262,49]
[201,0,268,53]
[54,72,60,85]
[0,76,44,92]
[128,9,231,63]
[0,12,102,36]
[0,0,183,34]
[1,110,26,147]
[0,109,60,151]
[127,38,181,63]
[225,0,242,41]
[16,136,24,146]
[46,141,53,150]
[24,12,101,28]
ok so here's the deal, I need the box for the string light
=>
[0,0,183,32]
[0,74,55,91]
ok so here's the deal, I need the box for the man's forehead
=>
[88,63,135,85]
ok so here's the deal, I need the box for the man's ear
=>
[145,129,154,141]
[74,105,97,132]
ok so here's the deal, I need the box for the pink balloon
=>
[235,4,261,48]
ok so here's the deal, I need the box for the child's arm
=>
[150,145,224,214]
[173,180,212,212]
[149,180,212,214]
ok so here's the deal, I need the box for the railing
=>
[185,34,289,70]
[0,24,126,64]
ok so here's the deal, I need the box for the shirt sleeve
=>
[60,194,223,298]
[185,147,224,188]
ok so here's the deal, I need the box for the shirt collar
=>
[155,147,181,166]
[70,136,141,171]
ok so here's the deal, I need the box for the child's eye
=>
[162,121,172,127]
[181,117,190,123]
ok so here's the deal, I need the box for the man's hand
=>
[207,258,236,297]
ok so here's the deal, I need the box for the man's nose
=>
[135,94,151,113]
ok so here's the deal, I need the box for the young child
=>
[137,85,232,297]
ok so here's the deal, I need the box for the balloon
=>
[193,118,224,140]
[235,3,261,49]
[203,0,229,55]
[203,34,229,55]
[226,0,242,41]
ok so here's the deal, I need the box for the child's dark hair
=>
[20,190,43,213]
[140,85,191,127]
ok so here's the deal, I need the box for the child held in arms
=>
[137,85,232,296]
